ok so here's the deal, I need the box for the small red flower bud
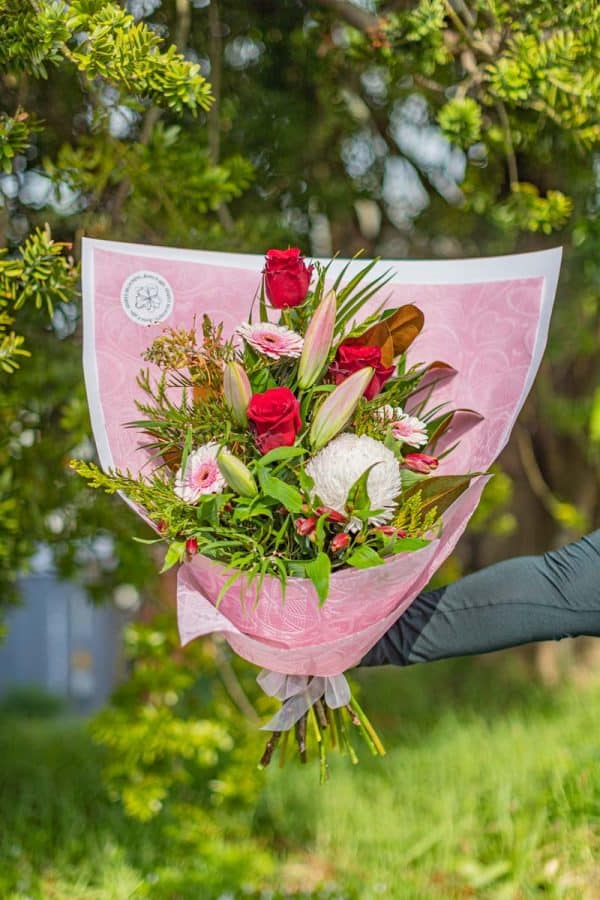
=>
[185,537,198,556]
[403,453,439,474]
[330,532,350,553]
[375,525,397,536]
[157,519,167,533]
[315,506,348,524]
[295,516,317,536]
[396,529,408,539]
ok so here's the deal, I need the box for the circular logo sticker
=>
[120,270,174,325]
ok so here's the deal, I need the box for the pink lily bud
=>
[298,290,337,389]
[223,361,252,426]
[295,516,317,536]
[330,532,350,553]
[403,453,439,474]
[310,366,374,450]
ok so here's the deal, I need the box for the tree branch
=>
[208,0,234,231]
[313,0,382,34]
[112,0,192,227]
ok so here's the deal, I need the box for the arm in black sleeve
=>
[360,529,600,667]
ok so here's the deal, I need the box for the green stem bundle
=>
[258,690,385,783]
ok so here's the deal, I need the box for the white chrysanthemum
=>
[305,433,401,530]
[174,441,226,503]
[377,405,429,448]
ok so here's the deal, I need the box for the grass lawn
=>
[259,656,600,899]
[1,655,599,898]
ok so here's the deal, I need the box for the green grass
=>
[258,658,600,899]
[1,658,599,899]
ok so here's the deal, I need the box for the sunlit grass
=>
[1,657,599,898]
[259,657,600,899]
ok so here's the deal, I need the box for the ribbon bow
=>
[257,669,351,731]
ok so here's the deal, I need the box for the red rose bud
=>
[316,506,348,523]
[185,537,199,556]
[330,532,350,552]
[247,386,302,454]
[329,340,395,401]
[264,248,313,309]
[295,516,317,536]
[403,453,439,474]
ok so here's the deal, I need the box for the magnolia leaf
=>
[430,409,484,455]
[408,361,457,401]
[357,304,424,356]
[403,473,477,517]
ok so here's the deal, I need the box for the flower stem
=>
[278,728,289,768]
[337,708,359,765]
[295,713,308,763]
[350,696,386,756]
[307,703,322,744]
[258,731,281,769]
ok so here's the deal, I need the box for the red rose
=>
[403,453,439,474]
[329,340,395,401]
[264,248,313,309]
[247,386,302,454]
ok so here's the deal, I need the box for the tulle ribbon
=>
[257,669,351,731]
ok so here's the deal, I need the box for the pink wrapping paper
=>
[82,239,562,676]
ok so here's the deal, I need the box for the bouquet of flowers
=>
[75,240,561,780]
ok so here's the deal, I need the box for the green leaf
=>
[346,463,382,519]
[346,545,385,569]
[392,537,430,552]
[403,474,477,517]
[160,540,186,573]
[258,445,306,466]
[257,468,304,513]
[305,552,331,606]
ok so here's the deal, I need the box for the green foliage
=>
[0,109,41,174]
[437,98,482,148]
[89,615,268,823]
[490,183,574,234]
[261,663,600,898]
[0,0,212,113]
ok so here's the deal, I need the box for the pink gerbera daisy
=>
[236,321,303,360]
[174,442,226,503]
[378,406,429,448]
